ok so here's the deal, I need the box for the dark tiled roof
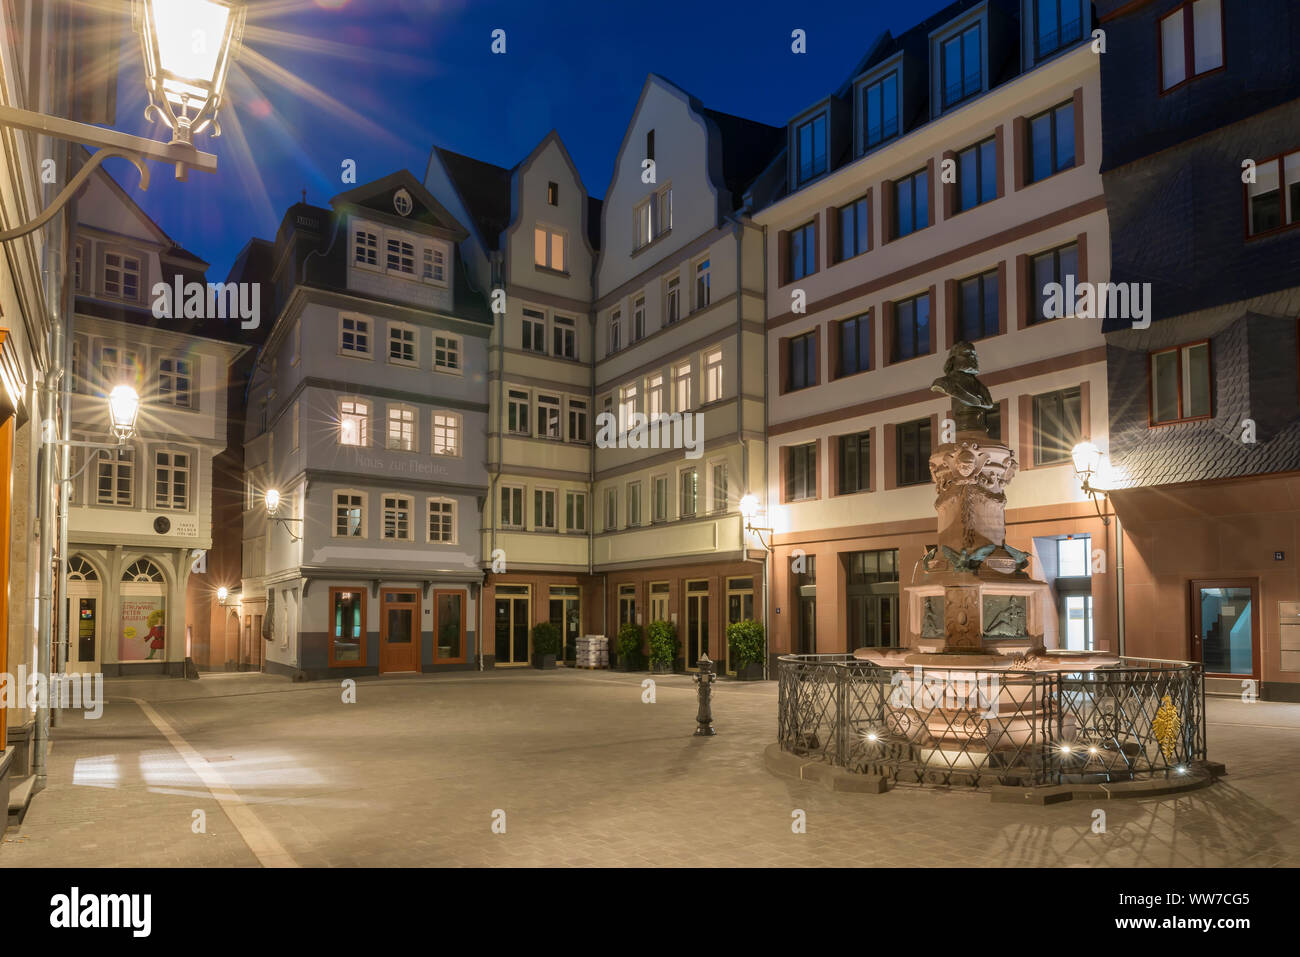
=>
[587,195,603,250]
[433,147,514,250]
[75,294,251,347]
[698,107,785,211]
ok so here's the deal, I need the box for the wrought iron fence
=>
[777,653,1206,789]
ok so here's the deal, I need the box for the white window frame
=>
[158,356,195,409]
[340,314,373,358]
[665,274,681,325]
[339,399,370,447]
[693,257,711,311]
[522,307,547,354]
[500,484,526,529]
[604,487,618,531]
[99,345,141,392]
[652,473,669,524]
[632,295,646,342]
[153,449,191,511]
[381,493,415,542]
[618,382,638,433]
[533,487,558,530]
[553,314,577,359]
[73,241,85,292]
[674,361,692,413]
[422,244,448,285]
[646,373,665,418]
[388,321,418,367]
[96,447,135,507]
[434,333,462,374]
[567,397,588,443]
[709,460,728,514]
[333,489,367,538]
[385,237,416,277]
[626,480,642,528]
[427,497,457,544]
[507,388,531,436]
[386,404,417,452]
[679,466,699,519]
[354,228,380,269]
[608,309,622,356]
[703,349,724,404]
[432,411,462,457]
[101,249,142,302]
[565,490,587,532]
[537,393,562,440]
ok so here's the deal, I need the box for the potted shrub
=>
[531,621,561,670]
[648,619,678,675]
[616,622,644,671]
[727,619,766,680]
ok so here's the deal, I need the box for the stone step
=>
[6,774,36,825]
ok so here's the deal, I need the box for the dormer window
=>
[422,246,446,283]
[860,72,899,151]
[102,251,141,302]
[1159,0,1224,92]
[386,238,415,275]
[354,229,378,267]
[940,22,982,110]
[795,114,828,186]
[1033,0,1086,62]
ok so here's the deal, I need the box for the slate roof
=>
[432,147,514,251]
[697,107,785,211]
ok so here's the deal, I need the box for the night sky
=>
[101,0,952,279]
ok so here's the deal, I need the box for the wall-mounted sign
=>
[1276,551,1285,561]
[153,516,170,534]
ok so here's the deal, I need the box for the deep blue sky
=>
[102,0,952,279]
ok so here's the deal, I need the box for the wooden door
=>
[380,589,420,673]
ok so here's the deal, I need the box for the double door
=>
[495,586,531,665]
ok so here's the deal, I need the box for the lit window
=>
[335,492,364,537]
[534,226,565,271]
[634,185,672,249]
[340,400,369,446]
[704,350,723,403]
[99,347,141,391]
[387,406,416,451]
[647,374,665,418]
[674,362,692,412]
[618,383,638,432]
[432,412,461,456]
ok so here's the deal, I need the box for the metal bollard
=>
[693,653,716,736]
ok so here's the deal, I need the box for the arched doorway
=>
[119,559,167,664]
[66,556,103,674]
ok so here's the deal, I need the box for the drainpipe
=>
[759,222,770,677]
[1115,512,1126,657]
[54,151,76,700]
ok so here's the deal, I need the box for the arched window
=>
[122,559,165,583]
[67,556,98,581]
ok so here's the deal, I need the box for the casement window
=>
[537,393,562,439]
[99,346,141,391]
[626,481,642,527]
[428,498,456,543]
[153,450,190,510]
[646,374,665,418]
[1160,0,1223,92]
[1032,387,1083,464]
[860,72,899,151]
[679,467,698,518]
[674,362,692,412]
[1034,0,1086,61]
[522,307,546,353]
[500,485,525,528]
[652,474,669,523]
[507,389,531,435]
[1151,342,1211,424]
[96,448,134,506]
[434,333,461,372]
[893,168,930,238]
[837,314,871,378]
[838,432,871,494]
[618,584,637,627]
[102,251,141,301]
[608,309,622,355]
[788,220,817,282]
[340,315,371,356]
[292,401,300,451]
[891,293,932,361]
[387,405,416,451]
[158,357,194,408]
[633,295,646,342]
[958,136,998,212]
[386,238,415,275]
[1027,100,1076,184]
[795,113,828,185]
[1246,151,1300,236]
[604,487,618,531]
[694,258,711,310]
[1031,242,1079,323]
[634,185,672,249]
[339,400,369,447]
[896,419,932,487]
[711,462,728,513]
[535,488,558,530]
[382,495,413,541]
[958,269,1000,341]
[534,225,565,271]
[329,588,366,665]
[940,22,982,110]
[334,491,365,537]
[838,196,870,261]
[665,276,681,325]
[388,322,417,365]
[567,398,588,442]
[703,349,724,403]
[422,246,446,283]
[354,229,379,266]
[787,332,817,392]
[618,382,639,432]
[565,491,586,532]
[785,444,817,501]
[553,315,577,358]
[432,412,461,456]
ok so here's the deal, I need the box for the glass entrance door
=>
[685,580,710,670]
[549,587,580,662]
[1191,580,1259,677]
[494,586,531,666]
[380,590,420,673]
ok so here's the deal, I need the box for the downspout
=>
[55,146,76,701]
[488,253,505,670]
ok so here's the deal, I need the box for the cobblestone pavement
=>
[3,669,1297,867]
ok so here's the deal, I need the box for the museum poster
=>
[119,597,165,661]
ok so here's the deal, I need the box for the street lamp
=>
[136,0,247,148]
[217,586,229,604]
[108,385,141,442]
[0,0,243,241]
[1071,441,1111,526]
[739,494,773,551]
[265,488,303,542]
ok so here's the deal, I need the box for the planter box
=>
[734,662,764,681]
[651,660,672,675]
[532,653,556,670]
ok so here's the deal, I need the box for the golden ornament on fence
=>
[1153,694,1181,761]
